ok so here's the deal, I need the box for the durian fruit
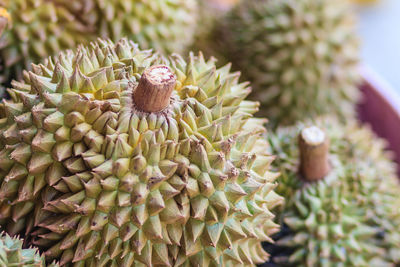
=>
[0,232,58,266]
[97,0,198,54]
[0,0,93,83]
[50,0,98,29]
[53,0,198,55]
[215,0,361,126]
[0,38,283,266]
[266,118,400,266]
[196,0,238,34]
[340,122,400,265]
[192,0,238,60]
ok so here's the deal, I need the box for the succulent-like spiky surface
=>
[267,118,400,266]
[97,0,198,54]
[192,0,238,59]
[216,0,361,126]
[0,0,92,83]
[274,175,387,267]
[0,232,58,266]
[0,38,283,266]
[53,0,198,55]
[341,123,400,265]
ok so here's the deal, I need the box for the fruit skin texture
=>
[0,38,283,266]
[0,232,58,266]
[267,118,400,266]
[0,0,198,84]
[53,0,198,55]
[192,0,238,58]
[96,0,198,54]
[0,0,93,84]
[216,0,361,126]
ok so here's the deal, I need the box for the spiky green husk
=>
[342,122,400,265]
[274,174,388,267]
[0,38,283,266]
[53,0,198,55]
[0,0,92,84]
[216,0,361,126]
[192,0,237,59]
[0,232,58,266]
[97,0,198,54]
[0,0,197,80]
[267,118,400,266]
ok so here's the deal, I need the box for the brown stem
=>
[298,126,331,181]
[132,65,176,113]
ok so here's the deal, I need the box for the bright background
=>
[359,0,400,93]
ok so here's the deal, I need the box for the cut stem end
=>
[299,126,331,181]
[133,65,176,113]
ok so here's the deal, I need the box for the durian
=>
[0,38,283,266]
[191,0,238,61]
[52,0,198,55]
[0,0,93,84]
[214,0,361,126]
[193,0,238,57]
[266,118,400,266]
[98,0,198,54]
[0,232,58,266]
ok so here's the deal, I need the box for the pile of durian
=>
[0,0,398,266]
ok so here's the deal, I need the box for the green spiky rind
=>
[339,123,400,265]
[276,173,387,267]
[268,118,400,266]
[191,0,219,57]
[50,0,98,28]
[97,0,198,55]
[216,0,361,126]
[314,120,400,265]
[53,0,198,55]
[0,38,283,266]
[0,0,93,83]
[0,232,51,266]
[191,0,236,63]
